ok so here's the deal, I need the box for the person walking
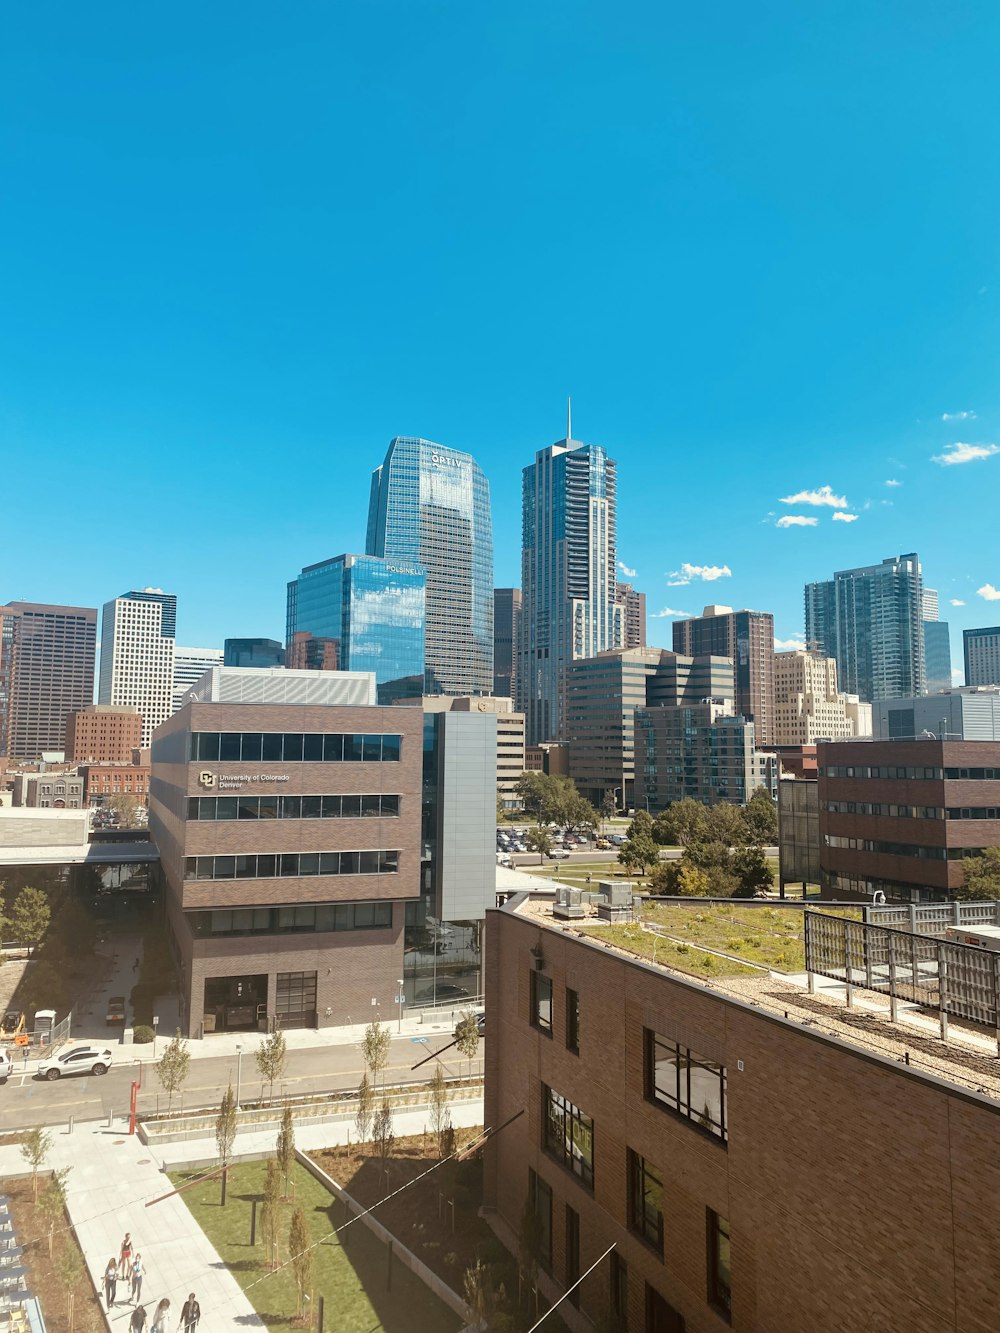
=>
[119,1232,134,1279]
[179,1293,201,1333]
[130,1253,144,1304]
[151,1298,171,1333]
[104,1258,119,1308]
[130,1306,148,1333]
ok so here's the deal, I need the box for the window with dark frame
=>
[527,1169,553,1272]
[609,1252,628,1330]
[566,987,580,1053]
[644,1028,727,1143]
[543,1084,594,1188]
[707,1209,731,1322]
[565,1205,580,1306]
[531,971,553,1034]
[628,1150,664,1254]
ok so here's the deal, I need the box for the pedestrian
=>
[119,1232,134,1279]
[178,1294,200,1333]
[130,1306,148,1333]
[151,1298,171,1333]
[104,1257,118,1308]
[131,1253,144,1304]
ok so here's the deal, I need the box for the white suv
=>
[0,1050,12,1083]
[37,1045,114,1080]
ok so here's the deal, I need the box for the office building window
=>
[543,1085,594,1188]
[184,850,399,880]
[565,1205,580,1306]
[531,972,553,1034]
[190,731,402,763]
[645,1029,727,1143]
[707,1210,731,1322]
[187,793,401,821]
[609,1253,628,1330]
[275,971,317,1025]
[566,987,580,1054]
[628,1150,664,1254]
[528,1169,552,1271]
[189,901,393,938]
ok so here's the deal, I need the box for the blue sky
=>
[3,3,999,672]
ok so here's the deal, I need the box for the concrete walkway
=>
[0,1099,485,1333]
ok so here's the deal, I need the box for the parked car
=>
[0,1050,12,1083]
[106,996,126,1025]
[549,849,571,860]
[37,1045,114,1080]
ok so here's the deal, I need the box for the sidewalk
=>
[0,1099,485,1332]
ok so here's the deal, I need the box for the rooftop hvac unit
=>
[553,886,585,920]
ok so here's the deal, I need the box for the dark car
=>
[414,983,472,1006]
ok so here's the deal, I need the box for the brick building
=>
[818,738,1000,901]
[484,895,1000,1333]
[66,705,143,763]
[80,762,151,808]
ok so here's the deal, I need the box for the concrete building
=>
[172,646,224,714]
[873,686,1000,741]
[636,701,769,811]
[805,553,925,703]
[818,737,1000,901]
[493,588,522,701]
[223,639,286,669]
[615,582,646,649]
[964,625,1000,687]
[13,771,85,809]
[483,894,1000,1333]
[66,705,143,763]
[420,695,524,813]
[672,606,775,745]
[99,589,177,748]
[367,437,493,697]
[520,427,620,745]
[773,650,872,745]
[0,602,97,760]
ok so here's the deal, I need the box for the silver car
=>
[37,1045,114,1080]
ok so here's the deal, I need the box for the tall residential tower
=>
[672,605,775,744]
[0,602,98,759]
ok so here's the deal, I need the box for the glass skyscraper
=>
[286,553,426,704]
[366,437,493,696]
[520,434,621,745]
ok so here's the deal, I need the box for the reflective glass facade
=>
[367,437,493,696]
[286,553,425,704]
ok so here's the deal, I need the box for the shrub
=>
[133,1024,155,1044]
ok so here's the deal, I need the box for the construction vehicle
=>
[1,1010,25,1037]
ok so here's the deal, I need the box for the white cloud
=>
[779,485,848,508]
[774,636,806,651]
[950,598,965,607]
[776,515,818,528]
[951,667,964,685]
[941,410,976,422]
[616,560,637,579]
[977,584,1000,601]
[650,607,691,618]
[932,441,1000,466]
[885,479,902,487]
[832,512,859,523]
[666,562,732,586]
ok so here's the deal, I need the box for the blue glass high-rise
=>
[367,437,493,696]
[286,554,426,704]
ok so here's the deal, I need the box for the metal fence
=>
[866,901,1000,935]
[804,910,1000,1046]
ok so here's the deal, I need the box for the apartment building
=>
[772,650,871,745]
[672,607,774,745]
[636,702,769,811]
[66,705,143,763]
[0,602,97,760]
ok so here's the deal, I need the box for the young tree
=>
[156,1030,191,1110]
[261,1158,282,1269]
[354,1071,374,1153]
[21,1125,52,1201]
[742,788,778,845]
[958,847,1000,901]
[38,1166,71,1258]
[256,1026,287,1105]
[215,1083,238,1205]
[454,1010,481,1082]
[276,1104,296,1196]
[526,827,553,861]
[463,1259,500,1329]
[288,1206,313,1317]
[626,810,654,841]
[428,1064,453,1158]
[56,1238,84,1333]
[105,793,144,828]
[361,1020,391,1090]
[619,833,660,875]
[372,1097,394,1174]
[601,788,618,827]
[11,885,51,955]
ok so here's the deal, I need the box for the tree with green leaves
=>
[454,1010,480,1081]
[361,1019,391,1090]
[429,1064,452,1158]
[526,827,552,860]
[105,793,144,828]
[618,833,660,875]
[10,885,50,955]
[601,788,618,827]
[215,1083,237,1205]
[256,1026,287,1105]
[288,1206,313,1316]
[731,843,774,898]
[373,1097,394,1174]
[647,860,711,896]
[626,810,654,840]
[742,787,778,845]
[704,801,747,848]
[21,1126,51,1202]
[56,1237,84,1333]
[156,1030,191,1110]
[957,846,1000,901]
[354,1071,374,1153]
[652,798,708,848]
[38,1166,71,1257]
[276,1104,296,1195]
[261,1157,281,1269]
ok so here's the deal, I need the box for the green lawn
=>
[170,1160,463,1333]
[640,902,861,972]
[577,923,761,978]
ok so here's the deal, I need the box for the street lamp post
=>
[152,1015,159,1060]
[235,1042,243,1110]
[396,979,405,1033]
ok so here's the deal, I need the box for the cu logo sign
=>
[198,771,218,789]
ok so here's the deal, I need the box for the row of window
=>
[188,900,393,937]
[824,837,984,860]
[822,764,1000,781]
[825,801,1000,821]
[184,849,399,880]
[190,731,402,763]
[187,794,401,822]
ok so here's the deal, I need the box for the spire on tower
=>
[566,396,572,442]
